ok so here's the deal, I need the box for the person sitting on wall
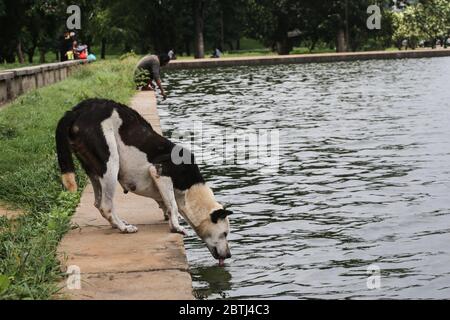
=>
[210,47,222,58]
[134,53,171,100]
[72,41,89,60]
[168,49,177,60]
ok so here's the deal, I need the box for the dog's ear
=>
[210,209,233,223]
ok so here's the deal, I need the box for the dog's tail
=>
[55,110,78,192]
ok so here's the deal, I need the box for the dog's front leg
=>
[149,166,187,235]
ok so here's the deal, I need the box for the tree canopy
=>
[1,0,449,63]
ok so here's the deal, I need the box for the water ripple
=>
[161,57,450,299]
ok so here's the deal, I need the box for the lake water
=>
[160,57,450,299]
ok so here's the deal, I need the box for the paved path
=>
[57,91,193,300]
[0,206,22,219]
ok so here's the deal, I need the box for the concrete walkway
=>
[0,205,22,219]
[57,91,193,300]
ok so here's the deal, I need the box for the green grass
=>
[0,53,59,71]
[239,37,265,50]
[290,46,336,54]
[174,49,273,60]
[0,57,138,299]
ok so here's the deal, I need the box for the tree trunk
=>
[101,38,107,59]
[236,38,241,50]
[27,47,35,64]
[39,49,46,63]
[193,0,205,59]
[219,9,225,51]
[344,0,350,51]
[17,40,25,64]
[276,38,292,55]
[336,28,347,52]
[309,39,317,52]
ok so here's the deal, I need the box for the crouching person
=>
[134,53,170,100]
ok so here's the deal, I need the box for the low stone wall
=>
[166,48,450,70]
[0,60,86,106]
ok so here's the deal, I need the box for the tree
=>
[414,0,450,47]
[244,0,302,54]
[0,0,28,63]
[193,0,205,58]
[391,0,450,49]
[90,1,127,59]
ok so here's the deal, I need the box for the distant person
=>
[168,49,176,60]
[211,48,222,58]
[402,39,408,50]
[87,53,97,62]
[72,41,88,59]
[60,31,73,61]
[134,53,171,100]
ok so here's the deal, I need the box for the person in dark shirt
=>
[59,31,72,62]
[134,53,171,99]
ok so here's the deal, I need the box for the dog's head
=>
[175,184,232,265]
[200,209,232,265]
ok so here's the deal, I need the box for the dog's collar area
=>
[193,218,214,237]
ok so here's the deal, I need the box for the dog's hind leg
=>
[149,165,186,235]
[97,124,138,234]
[156,200,170,221]
[89,174,123,230]
[90,175,102,210]
[98,161,138,233]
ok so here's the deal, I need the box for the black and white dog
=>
[56,99,231,265]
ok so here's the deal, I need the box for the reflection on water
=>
[160,57,450,299]
[192,266,233,299]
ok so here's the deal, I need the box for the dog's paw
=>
[171,226,187,236]
[121,224,138,234]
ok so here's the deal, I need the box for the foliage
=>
[391,0,450,48]
[0,58,137,299]
[134,68,151,88]
[1,1,449,66]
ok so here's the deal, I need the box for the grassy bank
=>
[0,57,137,299]
[0,53,59,71]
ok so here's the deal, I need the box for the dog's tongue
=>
[218,258,225,267]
